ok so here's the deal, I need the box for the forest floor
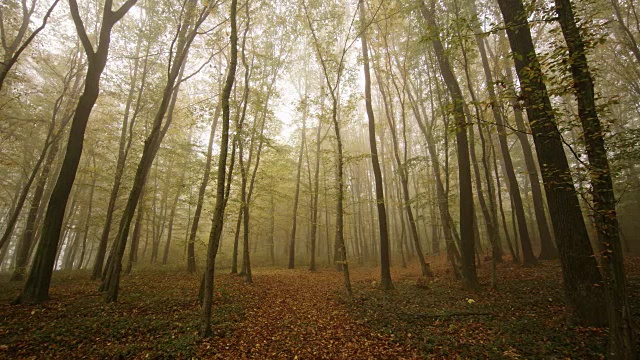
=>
[0,256,639,359]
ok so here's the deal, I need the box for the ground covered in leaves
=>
[0,257,639,359]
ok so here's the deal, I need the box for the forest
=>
[0,0,639,358]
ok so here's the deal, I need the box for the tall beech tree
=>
[303,0,352,295]
[287,77,307,270]
[419,0,477,289]
[92,19,151,280]
[359,0,392,290]
[555,0,636,355]
[496,0,606,325]
[498,47,558,260]
[201,0,238,337]
[15,0,138,304]
[374,33,431,277]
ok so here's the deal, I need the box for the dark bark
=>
[556,0,636,356]
[125,188,144,275]
[497,0,606,325]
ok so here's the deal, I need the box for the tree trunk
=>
[162,178,183,265]
[497,0,606,325]
[420,0,477,289]
[360,0,392,288]
[125,188,145,275]
[76,155,97,270]
[186,101,220,273]
[373,52,430,277]
[92,31,149,280]
[102,0,211,302]
[556,0,636,355]
[200,0,238,337]
[288,90,307,269]
[11,137,61,281]
[16,0,138,304]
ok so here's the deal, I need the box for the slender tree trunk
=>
[162,178,183,265]
[11,139,61,281]
[231,208,243,274]
[503,61,557,260]
[186,102,220,273]
[489,133,519,262]
[102,0,211,302]
[360,0,392,288]
[288,91,307,269]
[92,32,148,280]
[201,0,238,337]
[373,54,430,276]
[269,193,276,266]
[151,180,169,265]
[76,155,96,270]
[420,0,477,288]
[125,188,145,275]
[458,24,505,261]
[406,83,461,266]
[309,85,327,271]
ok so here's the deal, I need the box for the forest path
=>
[202,268,417,359]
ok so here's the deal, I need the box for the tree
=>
[555,0,636,355]
[496,0,606,325]
[2,46,82,273]
[186,100,220,273]
[287,75,307,270]
[419,0,477,289]
[15,0,138,304]
[359,0,392,290]
[303,0,353,296]
[101,0,214,302]
[91,17,151,280]
[200,0,238,337]
[0,0,60,92]
[372,28,431,277]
